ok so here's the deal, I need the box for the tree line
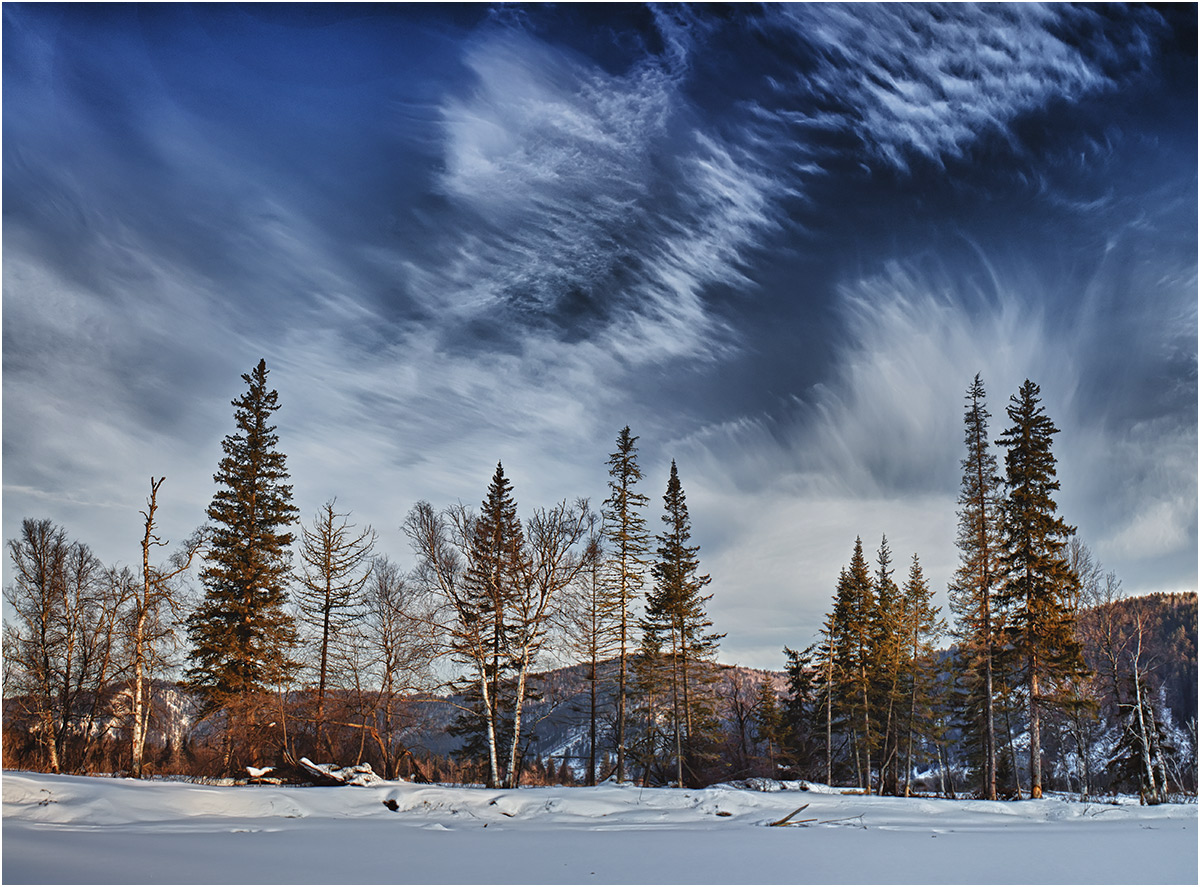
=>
[765,375,1196,802]
[4,362,1195,798]
[4,359,724,787]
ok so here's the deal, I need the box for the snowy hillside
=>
[3,770,1195,884]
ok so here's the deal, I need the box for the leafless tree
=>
[295,500,376,752]
[4,519,126,772]
[127,478,205,777]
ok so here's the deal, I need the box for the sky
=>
[3,3,1196,670]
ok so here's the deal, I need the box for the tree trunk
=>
[1029,656,1042,799]
[478,668,501,789]
[505,652,533,789]
[617,595,628,782]
[588,655,598,786]
[131,609,148,777]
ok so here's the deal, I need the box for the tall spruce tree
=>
[995,379,1084,799]
[449,461,528,788]
[185,359,299,773]
[871,536,905,794]
[643,460,723,787]
[602,426,650,782]
[948,373,1003,800]
[899,553,946,795]
[830,537,876,792]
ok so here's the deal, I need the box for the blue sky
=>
[3,3,1196,668]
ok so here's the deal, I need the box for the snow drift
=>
[2,771,1195,884]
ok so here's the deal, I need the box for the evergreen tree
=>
[899,553,946,795]
[602,426,650,782]
[781,644,821,778]
[752,675,786,777]
[871,536,905,794]
[643,460,723,787]
[448,462,528,788]
[995,379,1085,799]
[948,373,1004,800]
[830,537,876,791]
[186,359,299,774]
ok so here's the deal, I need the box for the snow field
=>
[3,771,1196,884]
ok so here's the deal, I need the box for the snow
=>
[2,771,1195,884]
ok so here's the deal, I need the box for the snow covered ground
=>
[3,771,1195,884]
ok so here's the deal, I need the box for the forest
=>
[3,361,1196,802]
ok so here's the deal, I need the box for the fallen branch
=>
[820,814,865,828]
[768,803,810,827]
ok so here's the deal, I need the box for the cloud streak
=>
[2,4,1193,668]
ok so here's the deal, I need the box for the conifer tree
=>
[185,359,299,774]
[643,460,723,786]
[871,536,905,794]
[781,644,821,777]
[948,373,1003,800]
[831,537,876,791]
[752,676,786,777]
[603,426,650,782]
[449,462,528,788]
[899,553,946,795]
[995,379,1085,799]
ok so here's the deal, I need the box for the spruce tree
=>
[602,426,650,782]
[752,676,786,777]
[995,379,1084,799]
[448,461,527,788]
[831,537,876,791]
[948,373,1004,800]
[643,460,723,786]
[899,553,946,795]
[871,536,905,794]
[781,644,821,776]
[185,359,299,773]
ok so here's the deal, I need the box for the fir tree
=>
[752,675,786,777]
[830,538,876,791]
[602,426,650,782]
[995,379,1085,799]
[781,644,821,777]
[899,553,946,795]
[871,536,905,794]
[643,460,723,786]
[948,373,1004,800]
[185,359,299,774]
[449,461,527,788]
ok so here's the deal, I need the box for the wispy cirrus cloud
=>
[406,23,784,366]
[761,3,1162,174]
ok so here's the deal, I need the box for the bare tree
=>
[4,520,125,772]
[295,500,376,752]
[346,556,440,778]
[503,499,593,787]
[404,500,507,782]
[127,478,205,777]
[405,492,593,789]
[559,515,618,785]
